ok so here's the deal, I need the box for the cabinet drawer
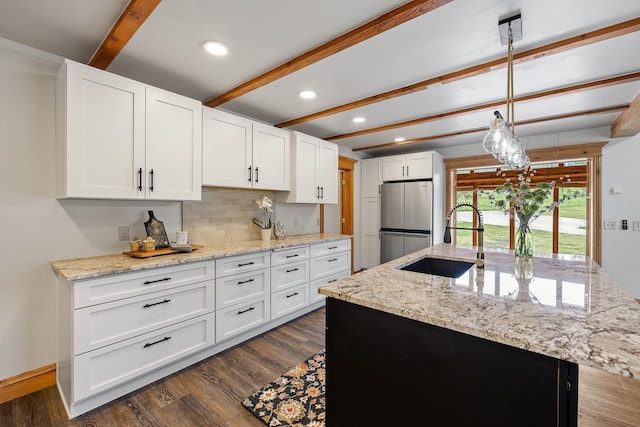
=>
[310,239,351,257]
[271,284,309,320]
[271,245,309,266]
[271,260,309,292]
[74,313,215,401]
[310,251,350,280]
[310,271,350,303]
[74,281,214,355]
[74,261,215,309]
[215,297,269,342]
[216,252,270,278]
[215,269,270,310]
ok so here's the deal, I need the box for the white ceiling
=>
[1,0,639,156]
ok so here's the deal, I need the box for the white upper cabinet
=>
[361,158,383,198]
[56,59,202,200]
[281,132,338,204]
[202,108,290,191]
[252,122,291,191]
[145,87,202,201]
[382,152,433,181]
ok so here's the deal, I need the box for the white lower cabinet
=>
[57,238,351,419]
[272,284,309,319]
[74,313,215,402]
[215,252,271,342]
[309,271,351,304]
[215,297,270,342]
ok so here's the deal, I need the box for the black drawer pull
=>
[149,169,154,192]
[328,258,338,262]
[238,307,255,315]
[329,279,338,283]
[143,277,171,285]
[286,268,299,273]
[238,261,255,267]
[137,167,143,191]
[143,299,171,309]
[286,254,299,258]
[237,278,255,285]
[143,336,171,348]
[286,292,299,298]
[328,246,338,250]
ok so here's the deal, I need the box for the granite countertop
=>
[319,243,640,379]
[52,233,350,281]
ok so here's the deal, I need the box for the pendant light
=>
[482,14,529,169]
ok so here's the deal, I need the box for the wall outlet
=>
[118,226,129,241]
[603,221,617,230]
[633,221,640,231]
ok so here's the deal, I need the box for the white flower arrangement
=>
[252,195,273,230]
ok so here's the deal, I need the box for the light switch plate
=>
[604,221,617,230]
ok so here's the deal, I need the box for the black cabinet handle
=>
[143,336,171,348]
[285,292,299,299]
[320,186,324,199]
[286,268,299,273]
[255,167,259,183]
[286,254,299,259]
[238,261,255,267]
[329,279,338,283]
[328,246,338,250]
[317,186,320,199]
[143,277,171,285]
[237,278,255,285]
[137,168,143,191]
[328,258,338,262]
[238,306,255,315]
[143,299,171,309]
[149,169,154,191]
[248,166,252,182]
[402,166,405,176]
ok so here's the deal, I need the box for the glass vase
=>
[515,224,534,257]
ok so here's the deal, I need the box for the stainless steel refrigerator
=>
[380,181,432,263]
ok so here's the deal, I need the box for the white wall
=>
[0,41,182,379]
[601,134,640,297]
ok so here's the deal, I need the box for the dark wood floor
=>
[0,307,326,427]
[1,305,639,426]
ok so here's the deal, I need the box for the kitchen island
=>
[319,244,640,426]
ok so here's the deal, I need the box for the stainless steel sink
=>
[399,256,474,278]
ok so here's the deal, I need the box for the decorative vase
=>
[515,224,534,257]
[261,228,272,242]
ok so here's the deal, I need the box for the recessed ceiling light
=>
[299,90,316,99]
[394,137,406,142]
[202,40,228,56]
[352,117,366,123]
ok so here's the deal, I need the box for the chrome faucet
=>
[444,203,485,268]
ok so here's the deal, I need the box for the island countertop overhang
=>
[319,243,640,379]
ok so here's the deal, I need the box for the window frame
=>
[444,142,605,263]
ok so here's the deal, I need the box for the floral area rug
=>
[242,350,326,426]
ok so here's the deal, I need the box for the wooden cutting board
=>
[123,244,204,258]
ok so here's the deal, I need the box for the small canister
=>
[143,236,155,252]
[129,239,141,252]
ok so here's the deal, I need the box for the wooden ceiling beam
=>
[277,17,640,128]
[610,91,640,137]
[88,0,161,69]
[329,72,640,141]
[352,105,629,152]
[203,0,453,108]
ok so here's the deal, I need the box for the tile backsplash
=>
[183,188,275,243]
[183,188,321,244]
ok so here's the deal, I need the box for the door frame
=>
[320,156,357,272]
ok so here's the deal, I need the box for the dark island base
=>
[326,298,578,427]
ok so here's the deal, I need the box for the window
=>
[445,143,603,262]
